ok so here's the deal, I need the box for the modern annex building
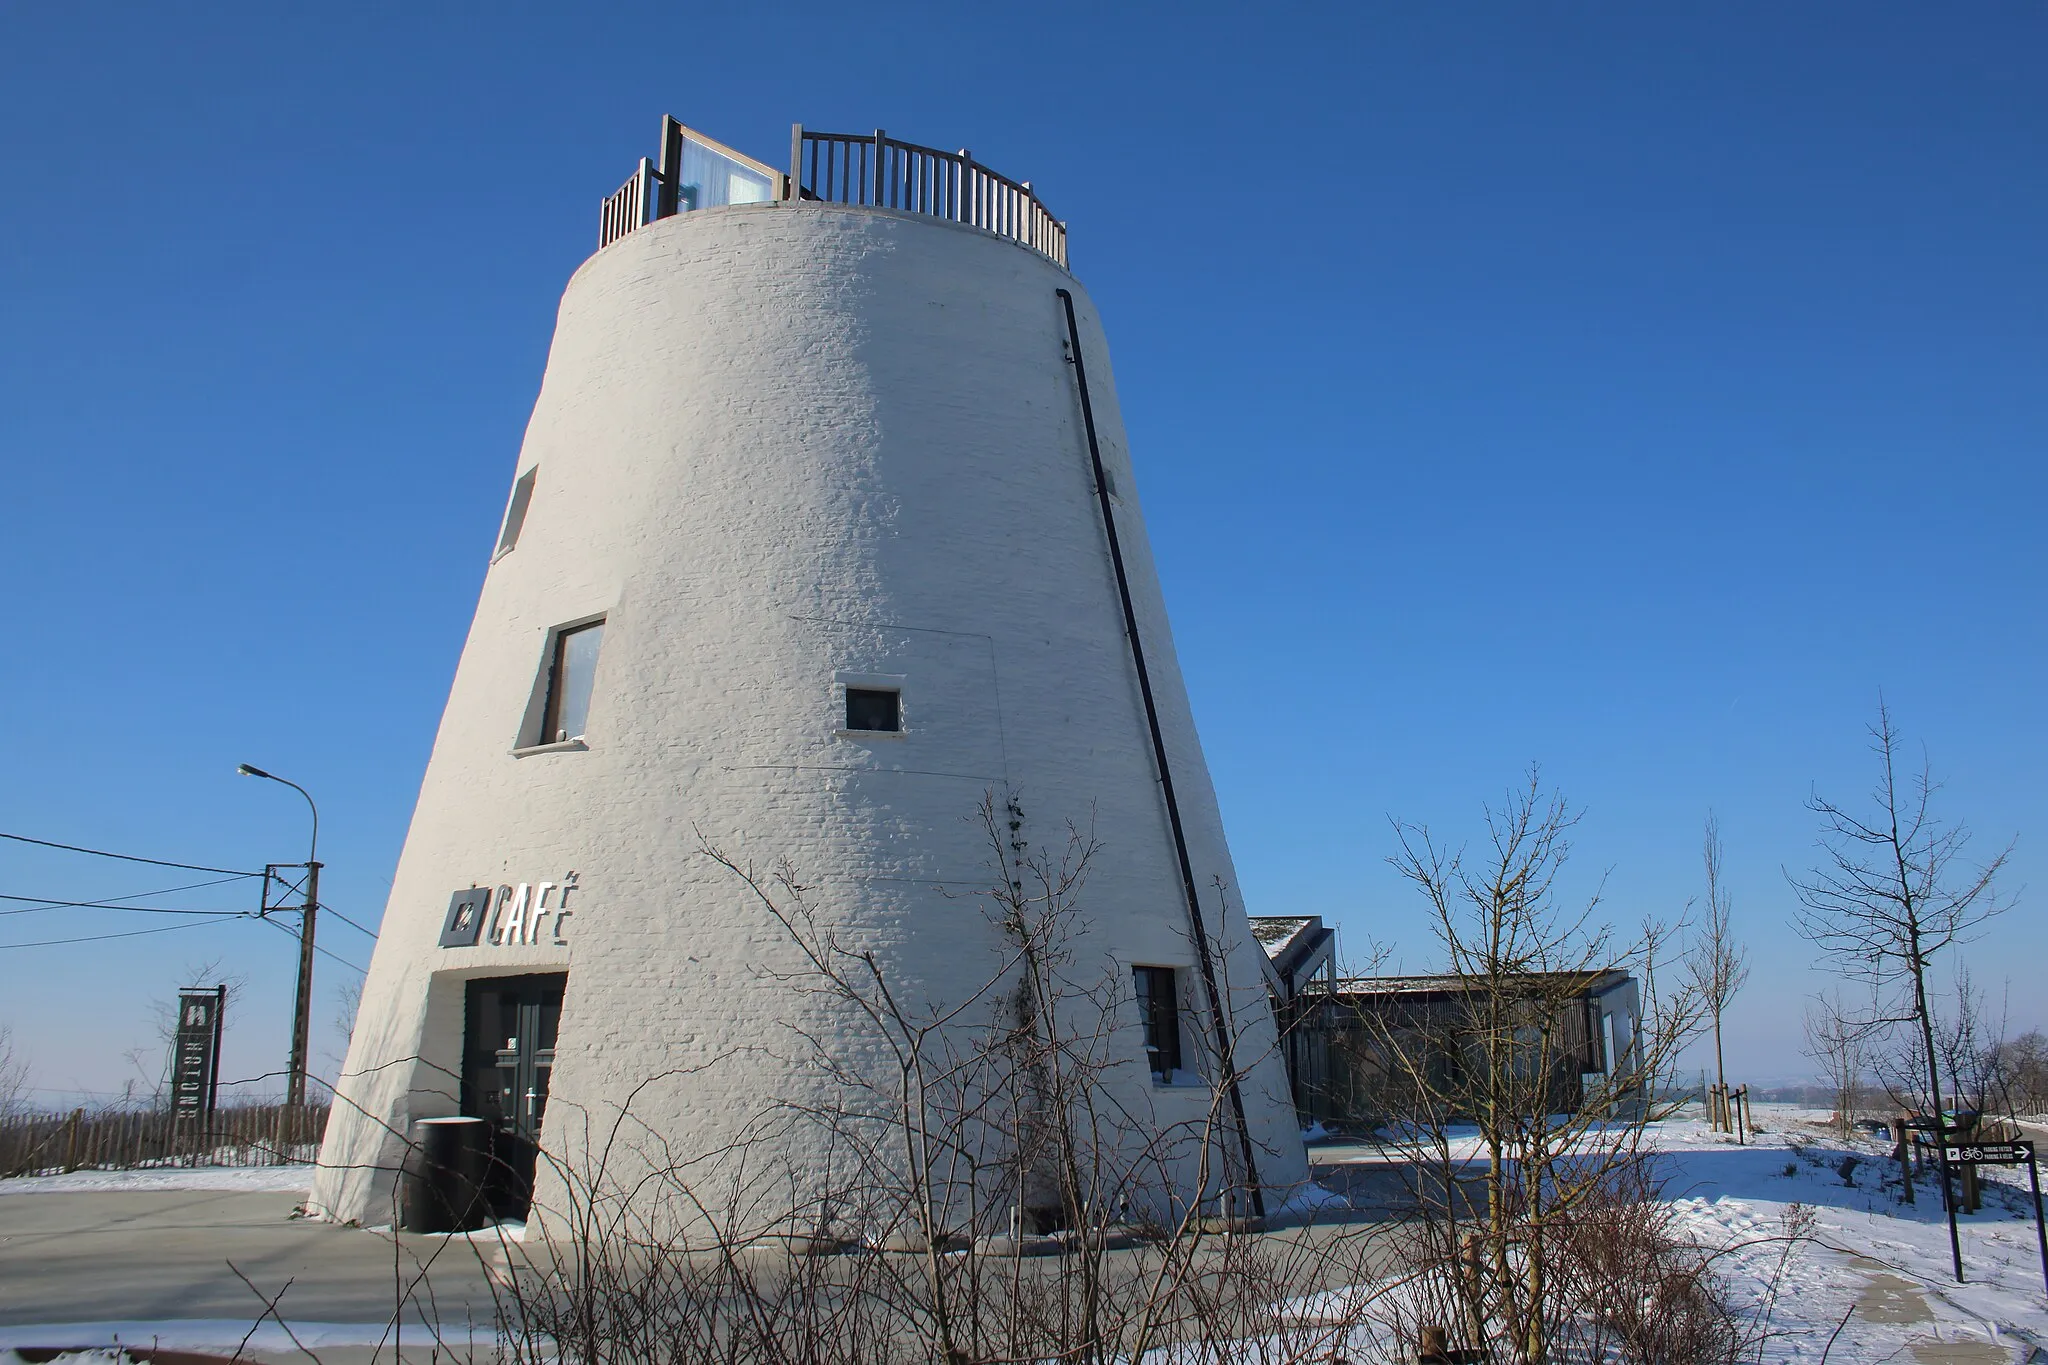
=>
[312,118,1309,1233]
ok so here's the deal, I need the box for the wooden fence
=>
[0,1102,329,1178]
[599,157,656,249]
[793,127,1068,268]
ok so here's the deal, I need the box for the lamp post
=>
[238,764,320,1114]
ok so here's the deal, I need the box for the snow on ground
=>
[0,1163,314,1196]
[1325,1104,2048,1362]
[8,1109,2048,1361]
[1650,1105,2048,1362]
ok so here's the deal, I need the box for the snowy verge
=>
[0,1165,314,1196]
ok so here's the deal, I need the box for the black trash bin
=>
[398,1116,490,1233]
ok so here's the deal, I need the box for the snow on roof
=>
[1249,915,1314,959]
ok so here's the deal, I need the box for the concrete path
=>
[0,1189,513,1359]
[1843,1254,2027,1364]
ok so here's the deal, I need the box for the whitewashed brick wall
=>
[311,202,1309,1232]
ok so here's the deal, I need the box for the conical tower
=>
[313,118,1308,1235]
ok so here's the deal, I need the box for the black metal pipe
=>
[1056,287,1265,1219]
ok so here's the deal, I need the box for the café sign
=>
[440,872,580,949]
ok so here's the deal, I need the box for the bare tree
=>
[118,957,251,1106]
[1928,965,2006,1118]
[0,1024,30,1123]
[1800,989,1867,1139]
[1790,702,2014,1129]
[1686,813,1748,1131]
[326,975,363,1076]
[1374,771,1714,1364]
[1992,1029,2048,1118]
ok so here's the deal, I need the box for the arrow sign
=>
[1943,1140,2034,1165]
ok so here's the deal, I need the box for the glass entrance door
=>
[462,973,566,1218]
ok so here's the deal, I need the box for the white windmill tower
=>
[312,117,1308,1235]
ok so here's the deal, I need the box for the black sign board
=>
[170,987,225,1127]
[440,887,494,948]
[1944,1140,2034,1166]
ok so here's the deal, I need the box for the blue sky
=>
[2,4,2042,1102]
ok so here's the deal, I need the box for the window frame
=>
[1133,965,1184,1085]
[843,686,902,735]
[832,671,908,740]
[535,616,605,747]
[494,467,538,560]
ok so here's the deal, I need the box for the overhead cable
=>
[0,831,261,878]
[315,903,380,940]
[0,919,237,949]
[256,914,367,974]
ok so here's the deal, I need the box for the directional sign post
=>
[1940,1137,2047,1295]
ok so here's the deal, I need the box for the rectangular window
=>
[496,468,537,558]
[844,686,901,734]
[1133,966,1182,1084]
[541,619,604,744]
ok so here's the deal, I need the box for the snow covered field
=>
[1646,1105,2048,1363]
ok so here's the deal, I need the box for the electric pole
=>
[287,858,320,1109]
[240,764,320,1119]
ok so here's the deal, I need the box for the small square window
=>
[844,687,901,734]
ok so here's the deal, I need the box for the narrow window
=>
[496,468,537,557]
[541,619,605,744]
[1133,966,1182,1083]
[844,686,901,734]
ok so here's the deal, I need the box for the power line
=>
[0,899,250,917]
[257,914,366,975]
[0,874,253,913]
[0,883,258,917]
[315,902,379,940]
[0,918,240,949]
[0,831,261,878]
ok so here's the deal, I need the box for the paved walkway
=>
[0,1189,514,1360]
[1843,1254,2029,1365]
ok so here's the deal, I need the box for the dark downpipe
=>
[1056,287,1266,1219]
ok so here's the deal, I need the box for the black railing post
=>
[655,115,683,220]
[873,130,887,207]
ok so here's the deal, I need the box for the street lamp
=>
[238,763,321,1113]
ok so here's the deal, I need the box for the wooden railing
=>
[792,127,1067,268]
[596,118,1069,268]
[599,158,656,249]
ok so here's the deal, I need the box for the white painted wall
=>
[312,201,1308,1232]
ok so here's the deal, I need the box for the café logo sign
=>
[440,871,580,949]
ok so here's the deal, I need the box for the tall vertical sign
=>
[170,986,226,1130]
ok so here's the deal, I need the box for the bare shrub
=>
[1354,771,1729,1364]
[488,795,1390,1364]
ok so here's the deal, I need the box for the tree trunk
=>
[1713,1009,1728,1133]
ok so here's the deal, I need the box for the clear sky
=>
[2,4,2042,1104]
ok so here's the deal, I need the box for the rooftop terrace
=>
[599,117,1068,269]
